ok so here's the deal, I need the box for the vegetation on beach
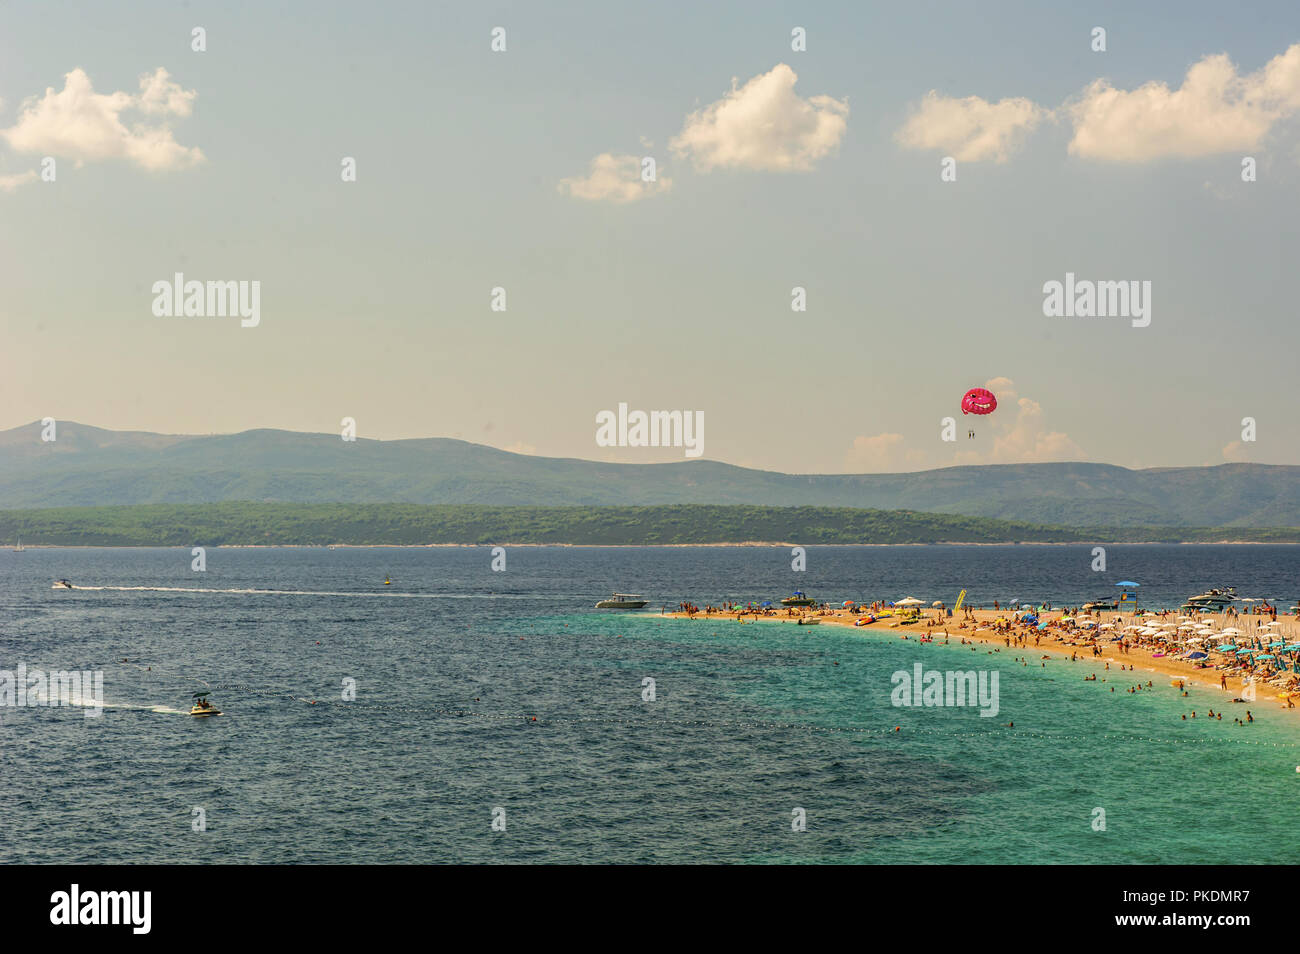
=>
[2,502,1299,547]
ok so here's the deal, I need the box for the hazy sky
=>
[2,1,1298,473]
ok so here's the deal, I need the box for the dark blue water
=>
[2,545,1298,863]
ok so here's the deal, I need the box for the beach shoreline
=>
[662,606,1300,712]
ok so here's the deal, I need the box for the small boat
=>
[1081,597,1117,611]
[781,591,816,607]
[190,691,221,717]
[14,539,24,552]
[595,593,648,609]
[796,617,820,626]
[52,579,73,589]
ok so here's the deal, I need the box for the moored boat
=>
[1081,597,1117,611]
[1181,587,1237,612]
[595,593,648,609]
[781,591,816,607]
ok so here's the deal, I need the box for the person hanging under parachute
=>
[961,387,997,437]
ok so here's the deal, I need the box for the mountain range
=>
[2,421,1296,527]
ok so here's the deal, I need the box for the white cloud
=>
[843,432,928,473]
[846,378,1082,472]
[1068,45,1300,160]
[953,378,1084,465]
[558,153,671,203]
[895,91,1046,162]
[670,63,848,172]
[0,170,37,191]
[1221,440,1250,462]
[137,67,197,117]
[2,67,203,171]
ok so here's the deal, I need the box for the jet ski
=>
[190,691,221,717]
[52,579,73,589]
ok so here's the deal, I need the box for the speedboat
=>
[190,692,221,717]
[595,593,648,609]
[1081,597,1117,611]
[52,579,73,589]
[1181,587,1237,612]
[796,617,820,626]
[781,591,816,607]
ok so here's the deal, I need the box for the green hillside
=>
[2,421,1298,527]
[3,502,1298,547]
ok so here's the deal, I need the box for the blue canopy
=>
[1185,651,1208,660]
[1116,581,1140,587]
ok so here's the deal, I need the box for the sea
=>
[2,544,1298,864]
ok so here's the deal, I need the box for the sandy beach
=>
[664,604,1300,711]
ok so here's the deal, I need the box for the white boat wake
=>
[52,585,548,599]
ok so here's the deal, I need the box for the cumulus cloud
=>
[2,67,203,171]
[843,432,928,473]
[952,378,1084,465]
[895,91,1047,162]
[1069,45,1300,160]
[845,378,1082,472]
[0,170,37,191]
[670,63,848,172]
[558,152,671,203]
[982,397,1084,463]
[1221,440,1250,462]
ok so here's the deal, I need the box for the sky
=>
[2,0,1299,473]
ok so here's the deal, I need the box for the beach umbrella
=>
[760,601,773,607]
[895,597,924,606]
[1186,651,1208,660]
[842,601,854,608]
[1256,654,1276,660]
[932,601,944,607]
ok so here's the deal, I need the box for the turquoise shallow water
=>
[1,545,1296,863]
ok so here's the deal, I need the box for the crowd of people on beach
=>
[665,592,1300,717]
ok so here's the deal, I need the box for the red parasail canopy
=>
[961,387,997,415]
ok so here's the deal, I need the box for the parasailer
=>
[961,387,997,438]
